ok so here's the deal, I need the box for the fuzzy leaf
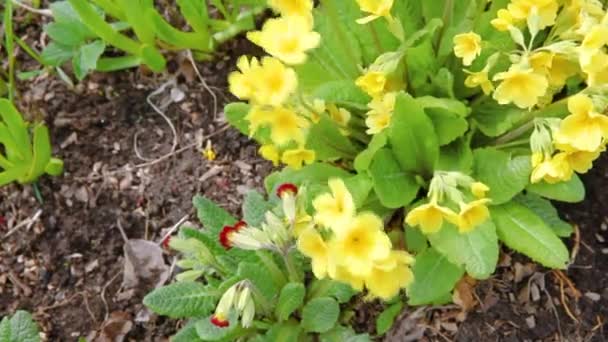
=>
[376,302,403,335]
[369,148,419,209]
[514,194,573,237]
[491,202,569,269]
[7,311,40,342]
[265,321,302,342]
[242,191,273,227]
[301,297,340,333]
[307,279,356,303]
[408,248,464,305]
[320,325,372,342]
[193,196,237,236]
[473,148,531,204]
[275,283,306,322]
[171,321,203,342]
[306,116,359,160]
[526,175,585,203]
[264,163,351,194]
[143,281,219,318]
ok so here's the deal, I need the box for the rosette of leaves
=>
[0,99,63,186]
[225,0,585,308]
[144,191,370,341]
[41,0,266,80]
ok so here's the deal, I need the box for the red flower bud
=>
[210,314,230,328]
[276,183,298,198]
[234,220,247,231]
[219,225,236,250]
[161,235,171,249]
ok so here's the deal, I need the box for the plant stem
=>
[5,0,15,101]
[282,250,301,283]
[14,36,44,65]
[493,117,535,145]
[494,137,530,149]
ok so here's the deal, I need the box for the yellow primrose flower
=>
[332,265,365,291]
[202,140,216,161]
[255,57,298,106]
[267,0,313,17]
[365,251,414,300]
[365,92,396,135]
[453,32,482,66]
[553,94,608,152]
[247,16,320,65]
[297,227,330,278]
[356,71,387,98]
[580,51,608,87]
[457,199,491,233]
[507,0,559,29]
[228,56,260,100]
[464,69,494,95]
[259,144,280,166]
[312,178,355,230]
[470,182,490,198]
[327,104,351,127]
[493,67,548,109]
[331,213,392,277]
[405,201,459,234]
[557,143,605,173]
[581,25,608,51]
[281,147,315,169]
[268,106,310,146]
[491,9,514,31]
[546,54,579,86]
[355,0,394,24]
[246,106,274,134]
[530,153,573,184]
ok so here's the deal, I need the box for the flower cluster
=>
[297,178,414,300]
[228,0,324,170]
[210,281,256,328]
[406,173,491,234]
[455,0,607,110]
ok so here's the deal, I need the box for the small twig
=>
[100,272,121,321]
[8,270,32,296]
[11,0,52,16]
[556,274,580,323]
[2,209,42,240]
[158,214,189,246]
[187,50,218,121]
[540,276,563,339]
[115,219,129,243]
[570,224,581,265]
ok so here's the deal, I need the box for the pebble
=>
[601,248,608,254]
[601,221,607,231]
[525,316,536,329]
[584,292,601,302]
[596,234,606,243]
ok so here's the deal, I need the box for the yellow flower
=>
[202,140,216,161]
[507,0,559,29]
[356,71,387,98]
[365,92,396,135]
[255,57,298,106]
[453,32,482,66]
[457,199,491,233]
[493,67,548,109]
[580,51,608,87]
[355,0,394,24]
[281,147,315,169]
[267,0,313,17]
[405,201,459,234]
[491,9,514,31]
[464,69,494,95]
[553,94,608,152]
[332,266,365,291]
[559,143,604,173]
[259,144,280,166]
[581,25,608,51]
[268,106,309,146]
[331,213,392,277]
[312,178,355,230]
[470,182,490,198]
[228,56,260,100]
[246,106,274,134]
[547,54,579,86]
[297,227,330,278]
[247,16,320,65]
[530,153,573,183]
[327,104,351,127]
[365,251,414,300]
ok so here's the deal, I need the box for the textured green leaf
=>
[143,281,219,318]
[311,80,370,107]
[73,40,106,80]
[491,202,569,269]
[195,312,239,341]
[426,108,469,146]
[369,148,419,209]
[45,22,87,47]
[427,220,499,279]
[265,321,302,342]
[306,116,358,160]
[473,148,531,204]
[301,297,340,333]
[343,174,373,209]
[404,223,428,253]
[264,163,351,194]
[308,279,356,303]
[9,311,40,342]
[514,194,573,237]
[275,283,306,322]
[320,325,372,342]
[526,175,585,203]
[40,42,75,66]
[238,261,280,302]
[471,99,527,137]
[193,196,237,236]
[242,191,273,227]
[408,248,464,305]
[389,92,439,175]
[224,102,250,136]
[376,302,403,335]
[354,131,387,173]
[437,137,474,173]
[0,317,10,342]
[171,321,203,342]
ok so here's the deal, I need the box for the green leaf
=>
[404,223,428,253]
[238,261,280,302]
[473,148,531,204]
[369,148,419,209]
[192,196,237,236]
[408,248,464,305]
[195,312,239,341]
[264,163,351,194]
[312,80,370,107]
[426,107,468,146]
[427,220,499,279]
[437,137,473,173]
[526,175,585,203]
[224,102,250,136]
[354,131,387,173]
[0,318,10,342]
[265,321,302,342]
[491,202,569,269]
[242,191,272,227]
[171,321,203,342]
[306,116,358,160]
[73,40,106,80]
[320,325,372,342]
[8,311,40,342]
[389,92,439,175]
[45,22,87,47]
[514,193,573,237]
[275,283,306,322]
[143,281,219,318]
[376,302,403,335]
[343,174,373,208]
[308,279,356,303]
[301,297,340,333]
[470,99,527,137]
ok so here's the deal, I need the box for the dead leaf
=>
[121,239,170,292]
[94,311,133,342]
[453,276,478,313]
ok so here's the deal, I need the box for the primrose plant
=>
[41,0,266,80]
[144,185,371,341]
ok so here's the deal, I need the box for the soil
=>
[2,5,608,342]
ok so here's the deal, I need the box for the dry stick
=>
[11,0,52,16]
[158,214,189,246]
[115,219,129,243]
[135,79,180,162]
[2,209,42,240]
[186,50,218,121]
[541,275,563,340]
[100,272,122,321]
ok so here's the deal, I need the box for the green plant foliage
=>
[0,311,41,342]
[143,281,219,318]
[0,99,63,186]
[301,297,340,333]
